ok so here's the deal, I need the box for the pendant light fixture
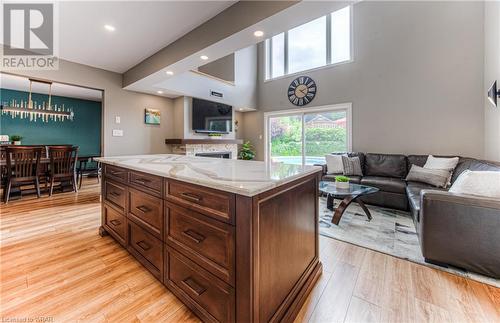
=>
[0,78,75,122]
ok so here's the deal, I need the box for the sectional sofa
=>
[320,152,500,278]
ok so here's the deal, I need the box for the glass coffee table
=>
[319,181,379,225]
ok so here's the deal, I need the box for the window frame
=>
[264,103,353,165]
[264,5,353,82]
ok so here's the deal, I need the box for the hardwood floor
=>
[1,180,499,322]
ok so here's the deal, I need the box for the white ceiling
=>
[0,73,103,101]
[125,1,352,99]
[58,1,235,73]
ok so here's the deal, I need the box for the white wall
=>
[154,45,258,110]
[248,1,485,160]
[198,54,235,82]
[484,1,500,162]
[8,59,175,156]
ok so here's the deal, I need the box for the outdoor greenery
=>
[270,115,347,158]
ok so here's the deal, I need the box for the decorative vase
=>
[13,141,21,145]
[336,181,350,189]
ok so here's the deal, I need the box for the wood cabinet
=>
[100,165,322,322]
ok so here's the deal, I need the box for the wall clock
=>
[287,76,317,106]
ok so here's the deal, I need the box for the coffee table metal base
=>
[328,194,373,225]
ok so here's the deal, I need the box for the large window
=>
[265,6,352,80]
[265,104,352,166]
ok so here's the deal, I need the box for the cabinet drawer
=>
[166,202,234,284]
[129,171,163,196]
[128,221,163,279]
[166,180,235,224]
[104,165,127,183]
[103,204,126,245]
[128,188,163,239]
[165,247,234,322]
[104,180,126,212]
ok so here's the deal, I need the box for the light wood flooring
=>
[1,180,499,322]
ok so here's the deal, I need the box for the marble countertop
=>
[96,154,321,196]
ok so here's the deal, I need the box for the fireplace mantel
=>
[165,138,243,145]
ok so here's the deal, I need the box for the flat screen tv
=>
[192,98,233,134]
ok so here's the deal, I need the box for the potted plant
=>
[335,175,350,189]
[238,141,256,160]
[10,135,23,145]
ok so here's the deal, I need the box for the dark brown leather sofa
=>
[321,152,500,278]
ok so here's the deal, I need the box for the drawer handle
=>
[181,277,206,296]
[136,205,152,213]
[110,219,121,226]
[136,240,151,251]
[134,178,151,185]
[110,171,124,176]
[182,229,206,244]
[109,191,121,197]
[180,192,203,203]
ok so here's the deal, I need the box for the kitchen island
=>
[96,154,322,322]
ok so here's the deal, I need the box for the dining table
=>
[1,154,101,200]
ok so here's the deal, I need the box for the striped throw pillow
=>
[342,156,363,176]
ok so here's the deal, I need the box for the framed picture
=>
[145,108,160,125]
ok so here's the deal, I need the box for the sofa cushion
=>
[342,156,363,176]
[407,154,464,172]
[361,176,406,194]
[407,155,428,171]
[329,152,365,169]
[346,175,362,184]
[359,191,408,211]
[406,181,446,212]
[325,154,344,174]
[405,165,450,188]
[449,170,500,199]
[364,153,407,178]
[451,158,500,183]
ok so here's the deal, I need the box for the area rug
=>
[318,196,500,288]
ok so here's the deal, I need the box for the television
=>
[192,98,233,134]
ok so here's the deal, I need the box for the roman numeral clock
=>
[287,76,317,106]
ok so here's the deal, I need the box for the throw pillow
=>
[342,156,363,176]
[424,155,459,170]
[325,154,344,174]
[423,155,459,187]
[405,164,450,188]
[449,170,500,199]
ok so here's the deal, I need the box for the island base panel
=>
[99,164,321,322]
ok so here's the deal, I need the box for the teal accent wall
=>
[0,88,102,156]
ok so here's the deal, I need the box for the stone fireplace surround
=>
[170,143,238,159]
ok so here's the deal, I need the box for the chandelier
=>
[0,78,74,122]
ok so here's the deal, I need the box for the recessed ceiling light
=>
[254,30,264,37]
[104,24,115,32]
[157,90,163,94]
[200,55,209,60]
[166,71,174,76]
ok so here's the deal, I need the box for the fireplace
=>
[195,152,231,159]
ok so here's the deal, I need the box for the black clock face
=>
[288,76,317,106]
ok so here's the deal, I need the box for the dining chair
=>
[3,146,43,203]
[48,146,79,196]
[77,157,101,189]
